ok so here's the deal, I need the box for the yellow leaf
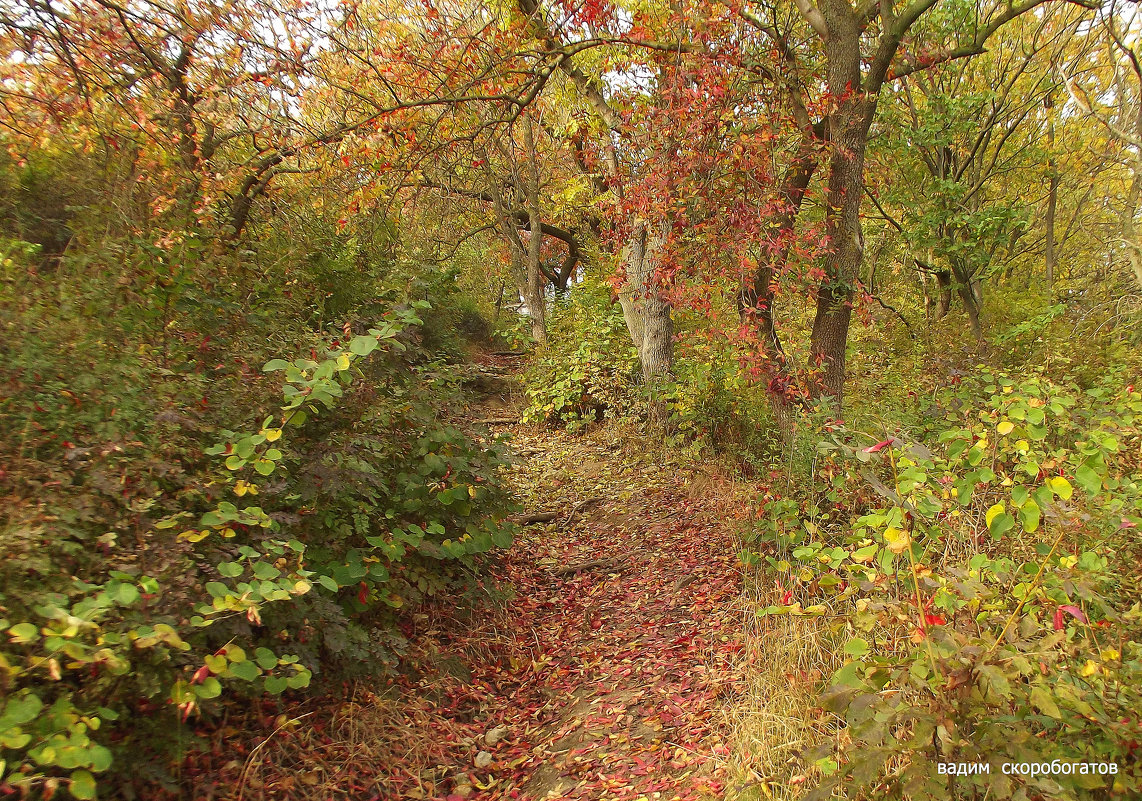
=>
[997,421,1014,436]
[1047,476,1073,500]
[1080,660,1099,677]
[336,353,350,371]
[179,529,210,543]
[985,503,1006,528]
[884,527,910,554]
[262,428,282,442]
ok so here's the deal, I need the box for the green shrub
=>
[0,233,515,797]
[745,371,1142,799]
[521,277,639,429]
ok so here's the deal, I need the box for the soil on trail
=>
[223,356,747,801]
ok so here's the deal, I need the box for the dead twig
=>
[564,496,606,526]
[518,511,560,525]
[517,498,605,527]
[236,711,316,801]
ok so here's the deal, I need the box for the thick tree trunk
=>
[953,263,984,343]
[808,0,876,410]
[808,117,869,405]
[959,284,984,342]
[618,220,673,423]
[522,231,547,344]
[618,220,673,381]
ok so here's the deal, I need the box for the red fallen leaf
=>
[781,590,793,605]
[924,613,946,626]
[1054,605,1087,630]
[864,438,895,453]
[191,665,211,684]
[358,582,368,605]
[1120,519,1138,529]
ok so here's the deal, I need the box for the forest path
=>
[230,354,747,801]
[413,351,748,800]
[458,433,745,800]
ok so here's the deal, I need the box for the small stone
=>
[484,724,509,746]
[474,750,494,769]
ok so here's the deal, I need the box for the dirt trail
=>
[224,357,747,800]
[441,420,745,800]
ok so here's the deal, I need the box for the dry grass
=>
[723,579,843,801]
[223,686,472,801]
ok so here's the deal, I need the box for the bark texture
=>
[809,0,876,408]
[618,220,673,385]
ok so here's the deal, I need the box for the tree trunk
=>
[618,220,673,422]
[808,0,876,410]
[954,267,984,343]
[1045,150,1059,285]
[740,139,818,441]
[1123,169,1142,291]
[618,220,672,381]
[522,117,547,344]
[959,285,983,343]
[935,269,952,319]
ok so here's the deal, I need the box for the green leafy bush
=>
[521,278,639,429]
[745,371,1142,799]
[0,264,515,797]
